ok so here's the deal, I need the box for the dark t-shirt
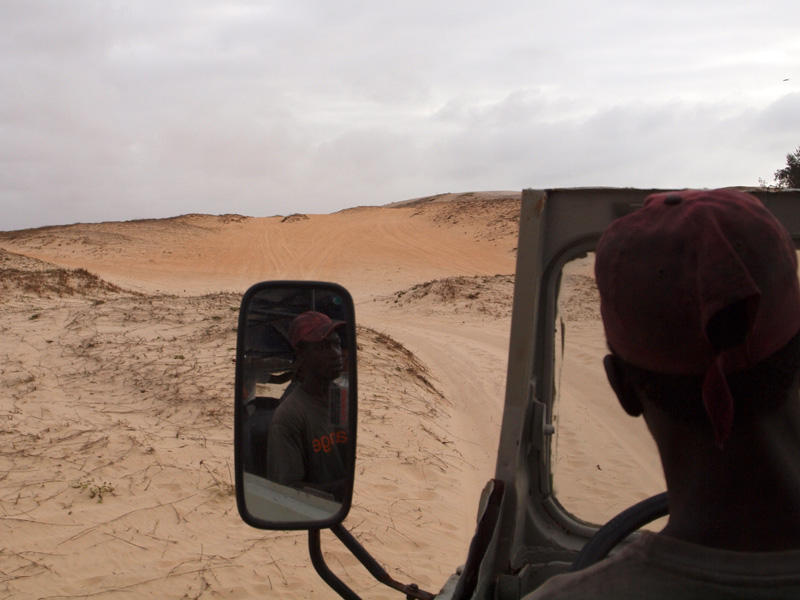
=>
[266,385,349,499]
[525,531,800,599]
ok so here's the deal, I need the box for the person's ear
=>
[603,354,643,417]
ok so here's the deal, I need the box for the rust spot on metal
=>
[535,196,546,216]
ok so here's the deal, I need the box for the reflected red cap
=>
[289,311,344,349]
[595,189,800,445]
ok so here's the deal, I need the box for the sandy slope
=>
[0,191,664,599]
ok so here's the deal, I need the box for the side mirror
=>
[234,281,357,529]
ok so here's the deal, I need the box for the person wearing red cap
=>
[528,189,800,598]
[266,311,350,500]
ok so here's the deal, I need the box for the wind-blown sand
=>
[0,191,663,599]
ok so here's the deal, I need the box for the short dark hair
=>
[614,331,800,428]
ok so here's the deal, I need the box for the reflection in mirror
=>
[551,253,666,527]
[237,283,355,526]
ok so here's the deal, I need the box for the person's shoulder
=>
[523,537,652,600]
[524,532,800,600]
[269,389,299,423]
[270,386,314,425]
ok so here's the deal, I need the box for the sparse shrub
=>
[774,146,800,188]
[71,479,115,503]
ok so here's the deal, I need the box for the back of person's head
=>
[595,189,800,445]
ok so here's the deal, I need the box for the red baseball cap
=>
[595,189,800,445]
[288,311,345,349]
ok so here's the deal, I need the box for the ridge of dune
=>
[1,248,131,299]
[385,190,519,207]
[381,274,515,320]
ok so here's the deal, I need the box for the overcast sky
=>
[1,1,798,230]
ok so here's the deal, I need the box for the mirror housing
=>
[234,281,357,530]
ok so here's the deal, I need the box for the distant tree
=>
[774,146,800,188]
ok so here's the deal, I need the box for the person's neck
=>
[300,376,330,398]
[654,400,800,552]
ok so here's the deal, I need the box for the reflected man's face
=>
[300,332,343,383]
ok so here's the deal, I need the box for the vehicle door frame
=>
[471,187,800,599]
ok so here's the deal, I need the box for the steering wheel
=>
[570,491,669,571]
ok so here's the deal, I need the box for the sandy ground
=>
[0,191,664,599]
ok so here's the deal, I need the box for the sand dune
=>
[0,191,664,598]
[0,193,520,298]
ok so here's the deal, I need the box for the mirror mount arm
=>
[309,529,362,600]
[330,523,437,600]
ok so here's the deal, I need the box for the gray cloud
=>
[1,1,799,230]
